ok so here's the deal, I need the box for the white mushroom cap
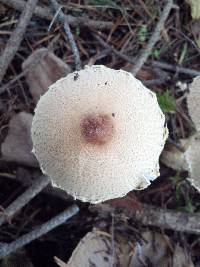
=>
[185,133,200,192]
[187,76,200,131]
[161,145,188,172]
[160,133,200,193]
[160,138,191,172]
[31,65,168,203]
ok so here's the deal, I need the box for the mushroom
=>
[31,65,168,203]
[187,76,200,131]
[160,139,189,172]
[161,76,200,192]
[161,133,200,192]
[185,133,200,191]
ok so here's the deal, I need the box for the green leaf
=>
[152,48,162,59]
[138,25,148,43]
[169,176,181,187]
[75,26,80,36]
[156,90,176,113]
[183,199,195,213]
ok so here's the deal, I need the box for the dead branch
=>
[131,0,174,75]
[151,60,200,77]
[0,0,112,29]
[0,176,50,227]
[0,0,38,82]
[49,0,81,70]
[94,34,134,64]
[0,37,57,95]
[94,34,200,78]
[91,203,200,235]
[0,204,79,259]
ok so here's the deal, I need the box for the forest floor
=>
[0,0,200,266]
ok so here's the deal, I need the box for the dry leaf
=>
[130,231,194,267]
[64,228,194,267]
[130,231,170,267]
[0,3,7,15]
[67,228,133,267]
[22,48,71,103]
[67,229,114,267]
[54,256,71,267]
[1,112,38,167]
[172,244,194,267]
[185,134,200,193]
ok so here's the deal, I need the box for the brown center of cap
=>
[80,114,114,145]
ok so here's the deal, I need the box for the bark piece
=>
[22,48,71,103]
[1,112,38,167]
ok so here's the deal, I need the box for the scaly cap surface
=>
[31,65,168,203]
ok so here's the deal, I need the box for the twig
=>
[94,34,135,64]
[0,205,79,259]
[0,0,38,82]
[151,61,200,77]
[49,0,81,71]
[0,36,58,95]
[90,203,200,235]
[0,0,112,29]
[143,78,166,87]
[94,34,200,78]
[0,70,28,94]
[131,0,174,75]
[171,26,200,55]
[0,176,50,227]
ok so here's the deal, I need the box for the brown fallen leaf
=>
[172,244,194,267]
[130,231,194,267]
[22,48,71,103]
[67,228,133,267]
[130,231,170,267]
[54,256,71,267]
[0,3,7,15]
[1,112,38,167]
[67,229,114,267]
[67,228,194,267]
